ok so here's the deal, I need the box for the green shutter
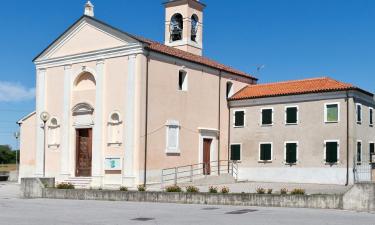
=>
[230,145,241,161]
[286,143,297,164]
[326,142,338,163]
[326,104,338,122]
[357,142,362,163]
[286,107,298,124]
[262,109,273,125]
[370,143,374,163]
[260,144,272,161]
[235,111,244,127]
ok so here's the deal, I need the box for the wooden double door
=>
[75,129,92,177]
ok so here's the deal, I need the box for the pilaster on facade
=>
[60,65,72,177]
[92,60,105,184]
[35,68,47,177]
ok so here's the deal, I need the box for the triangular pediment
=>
[34,16,142,61]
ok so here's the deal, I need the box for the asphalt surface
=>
[1,182,374,225]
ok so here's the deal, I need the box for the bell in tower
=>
[164,0,206,56]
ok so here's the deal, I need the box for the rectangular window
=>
[370,143,375,163]
[285,142,298,164]
[261,108,273,125]
[226,82,234,98]
[370,108,373,126]
[357,141,362,164]
[325,103,339,123]
[325,141,339,164]
[234,110,245,127]
[259,143,272,161]
[356,104,362,124]
[178,71,187,91]
[285,106,298,124]
[166,120,180,153]
[230,144,241,161]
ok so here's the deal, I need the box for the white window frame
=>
[369,107,374,126]
[165,120,180,154]
[324,140,340,164]
[324,102,340,123]
[356,103,362,124]
[285,106,299,125]
[259,142,273,162]
[233,109,246,128]
[178,70,188,91]
[230,143,242,162]
[356,140,362,164]
[284,141,299,165]
[260,107,274,126]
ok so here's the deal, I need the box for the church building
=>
[18,0,375,188]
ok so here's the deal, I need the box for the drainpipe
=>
[345,91,350,186]
[143,52,150,186]
[218,71,222,175]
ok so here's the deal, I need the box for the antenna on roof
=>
[255,64,265,77]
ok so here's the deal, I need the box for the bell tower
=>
[164,0,206,56]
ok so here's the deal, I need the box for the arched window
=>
[48,117,60,147]
[226,82,234,98]
[107,112,122,146]
[191,14,199,42]
[170,13,183,42]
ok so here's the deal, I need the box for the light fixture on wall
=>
[40,111,50,177]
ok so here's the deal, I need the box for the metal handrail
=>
[161,160,239,188]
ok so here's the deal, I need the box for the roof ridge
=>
[250,76,341,87]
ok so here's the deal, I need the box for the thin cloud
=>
[0,81,35,102]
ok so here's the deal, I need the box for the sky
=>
[0,0,375,148]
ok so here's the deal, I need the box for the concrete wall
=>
[22,178,342,210]
[343,183,375,212]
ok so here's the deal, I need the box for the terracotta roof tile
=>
[230,77,372,100]
[136,37,256,80]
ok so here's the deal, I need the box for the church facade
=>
[18,0,375,187]
[18,0,256,187]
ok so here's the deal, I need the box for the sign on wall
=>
[104,157,122,170]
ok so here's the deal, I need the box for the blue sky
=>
[0,0,374,148]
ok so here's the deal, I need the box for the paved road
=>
[1,182,375,225]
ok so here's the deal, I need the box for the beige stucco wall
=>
[143,53,252,183]
[19,113,37,179]
[230,92,375,185]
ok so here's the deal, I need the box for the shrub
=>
[267,189,273,194]
[56,182,75,189]
[137,185,146,192]
[165,185,182,192]
[208,186,218,194]
[256,187,266,194]
[280,188,288,195]
[221,186,230,194]
[119,186,128,192]
[186,186,199,193]
[290,188,306,195]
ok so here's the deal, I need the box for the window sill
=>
[166,149,181,155]
[233,126,245,128]
[258,160,272,164]
[357,122,362,125]
[284,162,297,166]
[108,142,122,147]
[325,162,339,166]
[325,121,339,124]
[285,123,298,126]
[261,124,273,127]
